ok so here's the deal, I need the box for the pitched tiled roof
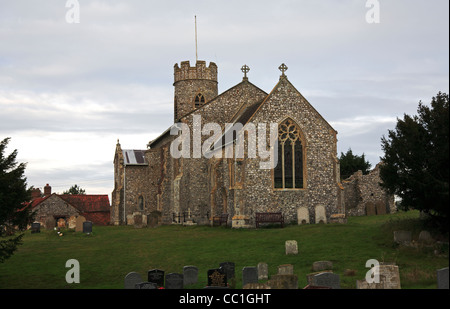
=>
[58,195,110,212]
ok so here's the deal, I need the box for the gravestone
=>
[135,282,157,289]
[242,267,258,287]
[83,221,93,234]
[207,268,227,287]
[437,267,449,289]
[68,216,77,229]
[219,262,235,280]
[57,218,66,228]
[278,264,294,275]
[285,240,298,255]
[297,207,309,224]
[394,230,412,244]
[375,201,386,215]
[312,272,340,289]
[148,269,165,288]
[45,216,56,230]
[312,261,333,272]
[31,222,41,233]
[75,216,86,232]
[418,230,434,244]
[257,262,268,280]
[124,272,143,289]
[365,202,376,216]
[267,275,298,289]
[315,205,327,223]
[243,283,271,289]
[165,273,184,289]
[183,266,198,286]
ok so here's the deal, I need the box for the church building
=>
[111,60,346,227]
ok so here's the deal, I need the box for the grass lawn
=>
[0,210,448,289]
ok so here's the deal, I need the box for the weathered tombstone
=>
[148,269,165,288]
[133,213,143,228]
[57,218,66,228]
[207,268,227,287]
[31,222,41,233]
[285,240,298,255]
[45,216,56,230]
[394,230,412,244]
[148,210,162,228]
[242,267,258,287]
[165,273,184,289]
[312,272,340,289]
[124,272,143,289]
[418,230,434,244]
[297,207,309,224]
[83,221,93,234]
[312,261,333,272]
[437,267,449,289]
[257,262,268,280]
[315,205,327,223]
[219,262,235,280]
[68,216,77,229]
[278,264,294,275]
[183,266,198,286]
[267,275,298,289]
[375,201,386,215]
[75,216,86,232]
[365,202,376,216]
[135,282,157,289]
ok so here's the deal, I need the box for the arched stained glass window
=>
[274,118,305,189]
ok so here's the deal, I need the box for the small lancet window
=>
[194,93,206,108]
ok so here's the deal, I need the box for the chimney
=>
[44,184,52,196]
[31,188,41,200]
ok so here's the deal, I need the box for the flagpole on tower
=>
[195,15,198,62]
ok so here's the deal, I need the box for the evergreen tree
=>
[380,92,449,230]
[0,137,34,263]
[62,184,86,195]
[339,148,372,180]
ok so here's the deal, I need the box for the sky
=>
[1,0,448,196]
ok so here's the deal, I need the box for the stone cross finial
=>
[241,64,250,80]
[279,63,288,77]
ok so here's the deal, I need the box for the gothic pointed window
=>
[274,118,305,189]
[194,93,205,108]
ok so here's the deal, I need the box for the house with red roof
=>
[30,184,110,228]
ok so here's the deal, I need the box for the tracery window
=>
[194,93,205,108]
[274,118,305,189]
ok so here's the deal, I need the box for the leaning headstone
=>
[83,221,93,234]
[148,269,165,288]
[267,275,298,289]
[437,267,449,289]
[165,273,184,289]
[183,266,198,286]
[31,222,41,234]
[242,267,258,287]
[75,216,86,232]
[285,240,298,255]
[312,272,340,289]
[135,282,157,289]
[278,264,294,275]
[394,230,412,244]
[207,268,227,287]
[257,262,268,280]
[124,272,143,289]
[312,261,333,272]
[219,262,235,280]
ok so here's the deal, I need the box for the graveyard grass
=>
[0,210,448,289]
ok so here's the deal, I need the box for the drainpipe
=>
[123,165,126,225]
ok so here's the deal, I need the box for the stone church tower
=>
[173,60,218,121]
[112,59,354,227]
